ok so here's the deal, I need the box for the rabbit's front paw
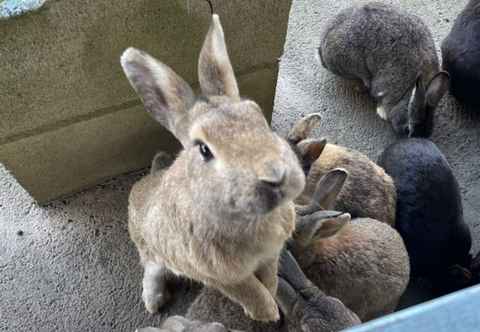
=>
[244,297,280,322]
[142,289,170,314]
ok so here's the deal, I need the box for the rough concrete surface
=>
[0,164,201,332]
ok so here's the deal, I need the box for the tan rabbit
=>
[288,113,396,226]
[292,169,410,321]
[121,15,305,322]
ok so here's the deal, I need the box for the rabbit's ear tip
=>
[212,14,221,26]
[121,47,138,61]
[121,47,145,67]
[331,168,348,177]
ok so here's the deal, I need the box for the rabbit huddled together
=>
[123,2,477,332]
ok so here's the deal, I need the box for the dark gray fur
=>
[442,0,480,109]
[319,2,448,137]
[378,138,472,292]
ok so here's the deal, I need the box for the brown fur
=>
[288,113,396,225]
[291,170,409,321]
[122,15,305,322]
[293,217,409,321]
[298,143,396,225]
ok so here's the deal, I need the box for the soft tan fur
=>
[186,249,361,332]
[292,170,410,321]
[300,143,396,225]
[122,15,305,322]
[289,113,396,226]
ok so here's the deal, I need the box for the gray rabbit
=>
[319,2,449,137]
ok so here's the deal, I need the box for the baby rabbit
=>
[288,113,396,226]
[442,0,480,108]
[186,249,361,332]
[292,169,410,321]
[319,2,449,137]
[378,138,472,293]
[121,15,305,322]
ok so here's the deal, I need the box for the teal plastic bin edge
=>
[345,284,480,332]
[0,0,46,19]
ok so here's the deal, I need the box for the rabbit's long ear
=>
[297,138,327,165]
[198,15,240,100]
[121,48,195,146]
[294,211,350,245]
[312,168,348,210]
[425,71,450,108]
[277,249,320,317]
[287,113,322,144]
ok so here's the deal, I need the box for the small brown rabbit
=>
[319,2,449,137]
[288,113,396,226]
[121,15,305,322]
[292,169,410,321]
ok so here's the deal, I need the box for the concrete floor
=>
[0,165,198,332]
[2,0,480,331]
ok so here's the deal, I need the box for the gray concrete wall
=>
[0,0,292,203]
[272,0,480,258]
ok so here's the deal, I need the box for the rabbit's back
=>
[378,139,472,275]
[298,143,396,225]
[442,0,480,107]
[300,218,409,321]
[128,172,165,259]
[320,2,437,87]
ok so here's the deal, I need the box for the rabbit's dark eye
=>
[195,141,214,161]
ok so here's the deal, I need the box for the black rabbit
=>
[442,0,480,108]
[378,138,472,293]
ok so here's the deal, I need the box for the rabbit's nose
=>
[258,163,286,187]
